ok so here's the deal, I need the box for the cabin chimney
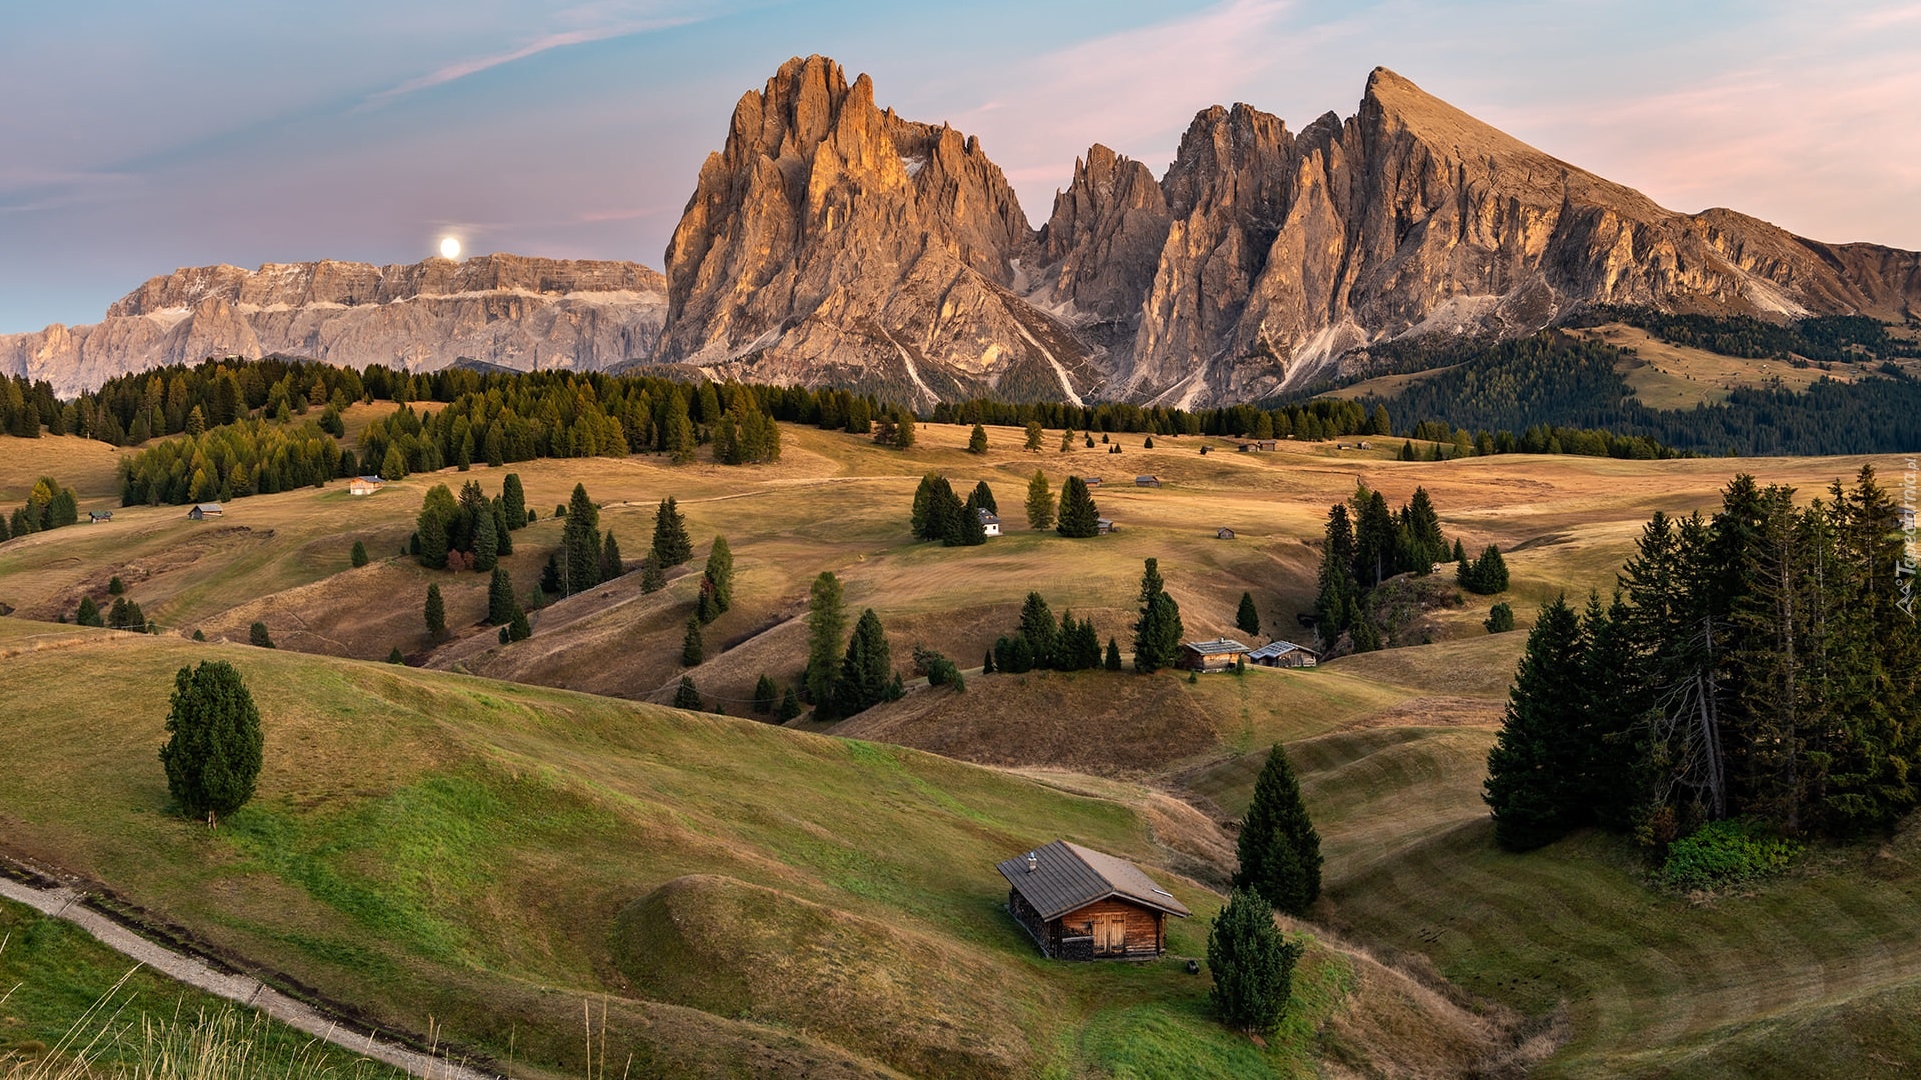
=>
[1025,851,1039,873]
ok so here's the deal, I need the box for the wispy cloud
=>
[357,12,699,110]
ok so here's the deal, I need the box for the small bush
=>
[1659,820,1800,891]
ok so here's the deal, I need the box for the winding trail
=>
[0,876,498,1080]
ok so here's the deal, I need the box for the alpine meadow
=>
[3,19,1920,1080]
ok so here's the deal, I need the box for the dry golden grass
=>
[1582,323,1861,409]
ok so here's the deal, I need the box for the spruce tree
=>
[424,585,447,641]
[650,497,693,567]
[563,483,602,594]
[673,676,703,711]
[1483,595,1586,851]
[1207,887,1302,1035]
[501,473,527,528]
[77,596,103,626]
[1132,559,1185,673]
[487,568,516,625]
[752,674,777,714]
[971,480,998,516]
[640,555,666,593]
[1485,602,1515,633]
[804,571,846,709]
[1024,421,1044,451]
[1236,592,1261,638]
[350,540,368,568]
[158,660,263,827]
[959,491,989,545]
[1105,637,1123,671]
[968,423,989,453]
[109,597,147,632]
[471,504,499,572]
[829,608,895,719]
[1017,592,1058,668]
[702,536,734,614]
[1055,475,1100,538]
[1233,745,1323,915]
[1025,470,1054,531]
[109,576,125,596]
[388,646,405,664]
[776,686,802,722]
[681,613,704,665]
[492,499,513,555]
[600,532,624,582]
[663,392,697,465]
[982,649,996,674]
[911,474,937,539]
[249,622,275,649]
[1314,504,1361,651]
[507,606,532,643]
[416,484,457,569]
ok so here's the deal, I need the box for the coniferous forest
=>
[1485,467,1921,851]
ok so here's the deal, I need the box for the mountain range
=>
[7,57,1917,403]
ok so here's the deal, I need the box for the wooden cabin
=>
[1256,439,1277,451]
[349,475,386,496]
[1216,527,1236,540]
[88,510,113,523]
[1083,476,1102,487]
[187,503,223,520]
[999,840,1189,960]
[1178,637,1250,671]
[1135,475,1161,487]
[1248,640,1319,668]
[978,508,1001,537]
[1095,517,1114,535]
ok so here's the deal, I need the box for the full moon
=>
[439,236,461,260]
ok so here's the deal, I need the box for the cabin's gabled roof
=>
[997,840,1190,920]
[1182,637,1249,656]
[1248,640,1317,660]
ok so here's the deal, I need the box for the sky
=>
[4,0,1918,334]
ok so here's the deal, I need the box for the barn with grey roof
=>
[997,840,1189,960]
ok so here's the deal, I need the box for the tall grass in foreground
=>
[1,957,407,1080]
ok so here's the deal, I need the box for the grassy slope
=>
[0,897,405,1076]
[2,618,1365,1078]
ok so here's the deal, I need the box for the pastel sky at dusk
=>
[4,0,1918,333]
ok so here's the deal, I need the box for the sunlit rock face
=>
[2,255,667,396]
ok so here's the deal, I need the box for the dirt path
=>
[0,876,498,1080]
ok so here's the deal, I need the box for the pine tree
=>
[829,609,894,719]
[600,532,624,582]
[471,503,499,571]
[416,484,457,569]
[502,473,527,528]
[1485,602,1515,633]
[681,613,704,665]
[968,423,989,453]
[804,571,846,710]
[776,686,802,722]
[959,491,989,546]
[1132,559,1185,673]
[1017,592,1058,668]
[491,499,513,556]
[640,555,666,593]
[673,676,703,711]
[76,596,103,626]
[1314,504,1360,651]
[1105,637,1123,671]
[1024,421,1044,452]
[424,585,447,641]
[487,568,516,625]
[752,674,777,714]
[109,576,125,596]
[1059,428,1074,452]
[388,646,405,664]
[1207,887,1302,1035]
[982,649,996,674]
[249,622,275,649]
[1236,592,1261,638]
[158,661,263,827]
[1025,470,1054,531]
[911,473,937,538]
[563,483,602,594]
[1483,595,1586,851]
[350,540,368,568]
[971,480,998,516]
[1055,475,1100,538]
[663,392,697,465]
[109,597,148,632]
[1233,745,1323,915]
[507,605,532,643]
[540,553,562,594]
[702,536,734,614]
[650,497,693,567]
[890,410,916,449]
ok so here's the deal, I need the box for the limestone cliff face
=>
[2,254,666,397]
[664,60,1921,406]
[656,55,1096,404]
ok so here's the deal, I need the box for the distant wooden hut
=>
[187,503,223,520]
[1248,640,1319,668]
[1178,637,1250,671]
[88,510,113,523]
[978,508,1001,537]
[1135,475,1161,487]
[1216,527,1236,540]
[1083,476,1103,487]
[349,475,386,496]
[999,841,1190,960]
[1095,518,1114,535]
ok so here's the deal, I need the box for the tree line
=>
[1484,468,1921,853]
[1313,484,1495,654]
[3,476,80,541]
